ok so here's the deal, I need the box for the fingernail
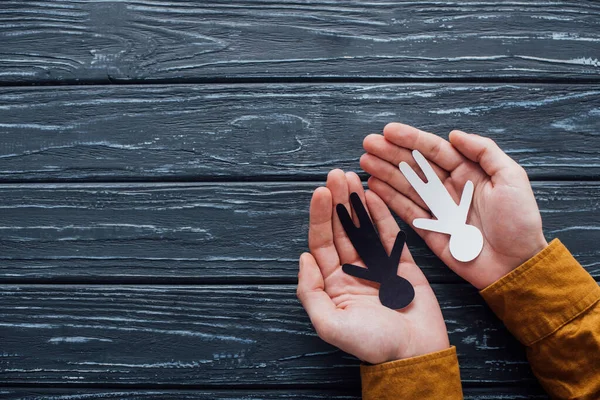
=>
[299,254,305,270]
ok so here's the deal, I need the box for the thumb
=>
[449,130,523,184]
[297,252,338,341]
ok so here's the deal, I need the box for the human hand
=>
[297,169,449,364]
[361,123,548,289]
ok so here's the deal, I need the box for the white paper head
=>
[449,224,484,262]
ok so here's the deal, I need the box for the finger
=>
[364,190,413,264]
[363,135,462,207]
[383,123,465,172]
[326,169,360,264]
[449,130,523,185]
[363,134,449,181]
[297,252,338,342]
[360,153,429,210]
[345,171,368,225]
[308,187,340,277]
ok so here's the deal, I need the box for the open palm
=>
[361,123,548,289]
[297,169,449,364]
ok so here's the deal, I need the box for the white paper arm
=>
[412,218,455,235]
[457,180,474,223]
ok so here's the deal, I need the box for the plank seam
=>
[0,176,597,185]
[0,381,535,390]
[0,277,597,285]
[3,76,600,88]
[0,280,468,286]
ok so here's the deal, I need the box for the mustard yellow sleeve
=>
[481,239,600,399]
[360,346,463,399]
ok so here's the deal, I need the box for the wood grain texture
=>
[2,2,593,397]
[0,284,542,386]
[0,387,549,400]
[0,1,599,83]
[0,182,597,283]
[1,84,600,181]
[1,389,361,400]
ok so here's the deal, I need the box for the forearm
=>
[481,239,600,399]
[360,346,463,400]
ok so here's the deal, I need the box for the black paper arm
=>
[342,263,378,282]
[389,231,406,269]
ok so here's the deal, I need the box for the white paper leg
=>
[412,149,440,183]
[399,161,426,193]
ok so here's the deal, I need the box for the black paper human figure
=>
[336,192,415,309]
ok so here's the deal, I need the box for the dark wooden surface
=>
[1,1,599,83]
[2,1,599,399]
[0,182,597,283]
[1,284,535,385]
[0,387,550,400]
[0,84,599,181]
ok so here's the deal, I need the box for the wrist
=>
[520,233,549,268]
[393,333,450,362]
[505,233,549,282]
[479,234,549,290]
[376,345,456,369]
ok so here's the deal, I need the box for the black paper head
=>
[336,192,415,309]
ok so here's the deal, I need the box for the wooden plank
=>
[0,1,599,83]
[0,182,597,283]
[1,389,360,400]
[0,387,549,399]
[0,84,599,181]
[0,284,540,386]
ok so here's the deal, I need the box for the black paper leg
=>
[336,203,360,242]
[336,203,354,229]
[349,192,373,230]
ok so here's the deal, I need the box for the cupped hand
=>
[361,123,548,289]
[297,169,449,364]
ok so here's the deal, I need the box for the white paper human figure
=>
[399,150,483,262]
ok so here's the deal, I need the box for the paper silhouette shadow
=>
[336,193,415,310]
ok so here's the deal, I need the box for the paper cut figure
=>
[336,193,415,309]
[399,150,483,262]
